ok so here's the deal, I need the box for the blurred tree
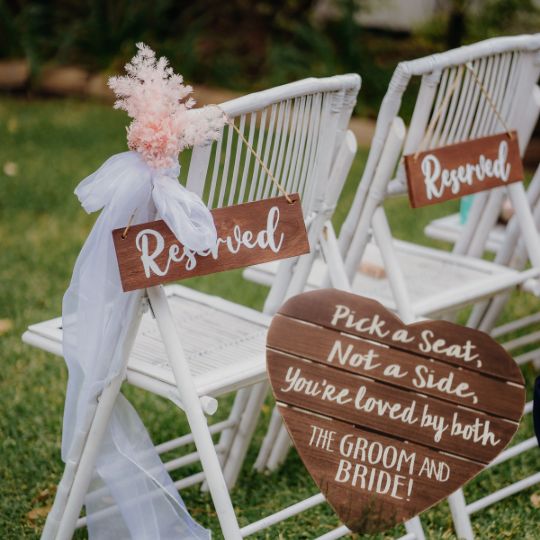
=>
[418,0,540,50]
[446,0,467,48]
[468,0,540,40]
[0,0,53,78]
[4,0,536,115]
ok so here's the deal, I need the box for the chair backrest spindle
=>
[186,76,360,222]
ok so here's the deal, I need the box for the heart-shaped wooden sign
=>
[266,289,525,533]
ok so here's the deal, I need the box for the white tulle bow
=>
[61,151,212,539]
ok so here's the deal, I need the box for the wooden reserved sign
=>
[113,194,309,292]
[267,289,525,533]
[404,131,523,208]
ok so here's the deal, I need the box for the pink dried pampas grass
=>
[108,43,224,169]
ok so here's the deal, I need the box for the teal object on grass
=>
[460,195,475,224]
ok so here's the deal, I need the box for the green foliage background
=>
[1,0,539,116]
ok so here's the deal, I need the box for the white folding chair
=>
[23,74,367,539]
[424,163,540,369]
[249,35,540,539]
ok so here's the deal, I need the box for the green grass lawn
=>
[1,97,539,539]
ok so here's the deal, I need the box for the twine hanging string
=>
[464,62,514,138]
[121,209,138,239]
[414,61,513,160]
[221,111,293,204]
[414,65,465,159]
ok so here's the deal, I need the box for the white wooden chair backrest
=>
[401,41,540,164]
[403,39,540,259]
[339,34,540,274]
[186,75,360,215]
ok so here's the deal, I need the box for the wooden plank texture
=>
[268,351,517,463]
[268,315,524,420]
[276,289,523,383]
[112,194,309,292]
[266,289,525,533]
[279,406,483,534]
[403,131,523,208]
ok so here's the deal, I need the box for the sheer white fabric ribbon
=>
[62,150,215,539]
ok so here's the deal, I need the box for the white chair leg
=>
[254,406,284,471]
[266,423,292,471]
[43,432,95,539]
[222,381,269,488]
[404,516,426,540]
[148,286,242,539]
[53,374,127,540]
[44,292,146,540]
[320,222,352,292]
[200,388,251,492]
[41,461,76,539]
[219,388,251,463]
[448,489,474,540]
[315,524,351,539]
